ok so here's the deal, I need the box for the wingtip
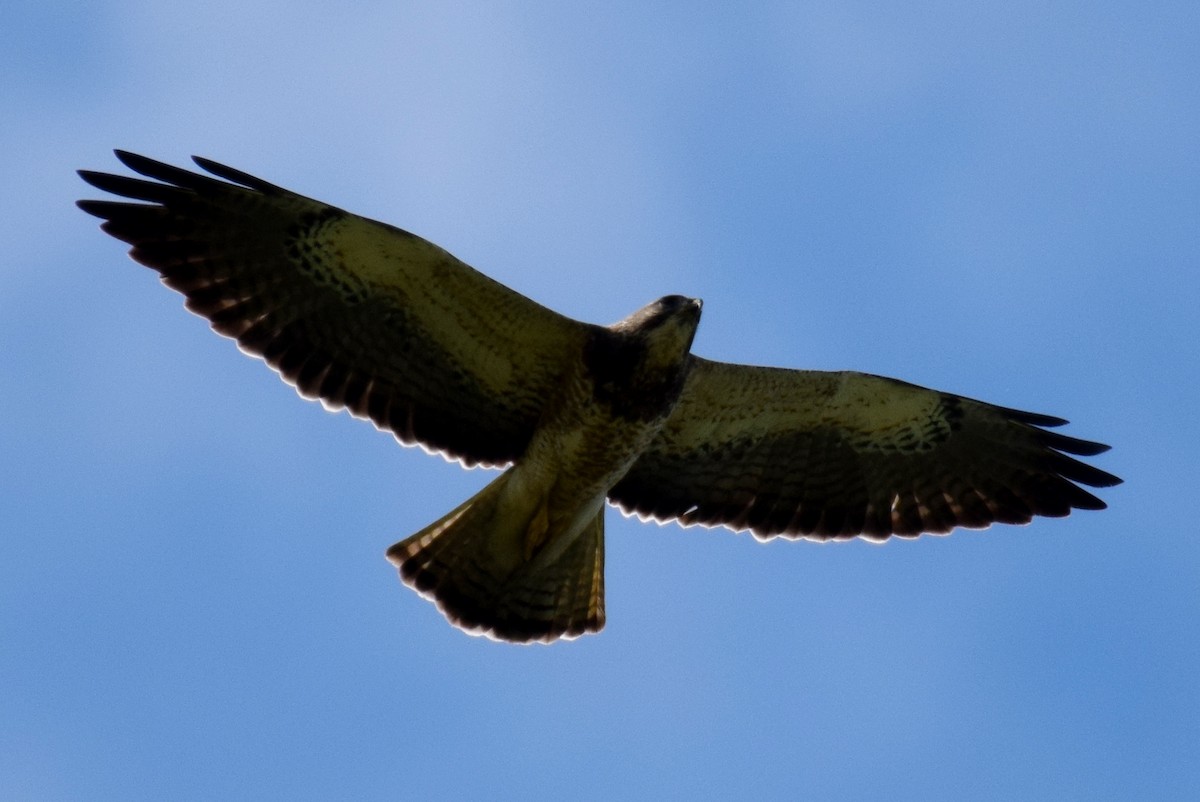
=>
[190,154,284,193]
[76,169,104,189]
[1006,407,1070,427]
[108,149,180,183]
[112,149,145,170]
[75,198,106,218]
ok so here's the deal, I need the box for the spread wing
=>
[79,151,592,467]
[609,357,1121,540]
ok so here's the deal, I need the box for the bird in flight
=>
[78,151,1121,643]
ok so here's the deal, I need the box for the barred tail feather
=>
[386,472,606,643]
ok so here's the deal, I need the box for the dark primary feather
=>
[78,151,592,468]
[610,359,1121,542]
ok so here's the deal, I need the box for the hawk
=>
[78,151,1121,643]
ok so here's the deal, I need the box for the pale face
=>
[638,296,703,373]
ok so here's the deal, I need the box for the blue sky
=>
[3,1,1197,799]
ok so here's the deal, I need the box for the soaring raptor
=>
[78,151,1121,643]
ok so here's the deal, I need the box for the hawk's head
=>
[585,296,703,422]
[616,295,703,369]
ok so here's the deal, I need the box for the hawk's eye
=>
[658,295,689,313]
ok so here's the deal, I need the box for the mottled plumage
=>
[78,151,1121,643]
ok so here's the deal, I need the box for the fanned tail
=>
[386,471,606,643]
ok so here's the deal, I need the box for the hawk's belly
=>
[507,353,682,562]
